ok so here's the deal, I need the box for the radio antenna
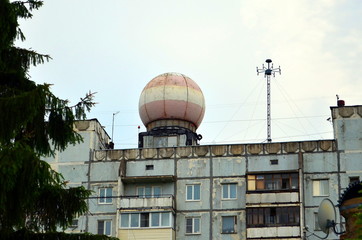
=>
[257,59,281,142]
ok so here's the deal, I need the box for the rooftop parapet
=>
[92,140,336,161]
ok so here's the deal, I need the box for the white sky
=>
[18,0,362,149]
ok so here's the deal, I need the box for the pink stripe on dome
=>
[139,100,205,128]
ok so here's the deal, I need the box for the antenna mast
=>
[257,59,281,143]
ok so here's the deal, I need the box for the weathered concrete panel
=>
[248,154,298,172]
[177,147,192,158]
[58,132,91,162]
[86,214,117,236]
[341,152,362,172]
[302,141,317,152]
[194,146,209,157]
[334,118,362,151]
[159,147,175,158]
[265,143,282,154]
[283,142,299,153]
[141,148,157,159]
[212,211,246,240]
[177,158,210,178]
[230,144,245,155]
[88,182,118,213]
[90,162,120,181]
[303,173,340,207]
[176,212,209,239]
[303,152,338,173]
[58,164,88,183]
[247,144,263,155]
[176,179,210,211]
[211,145,227,156]
[126,159,174,177]
[213,157,246,177]
[124,149,139,160]
[212,178,246,210]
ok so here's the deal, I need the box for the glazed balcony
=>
[120,195,175,211]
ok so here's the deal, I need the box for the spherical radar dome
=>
[139,72,205,130]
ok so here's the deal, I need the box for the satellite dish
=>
[318,198,336,234]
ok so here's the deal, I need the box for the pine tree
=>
[0,0,99,236]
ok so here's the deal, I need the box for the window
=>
[246,207,300,227]
[186,217,200,234]
[186,184,200,201]
[99,187,112,204]
[222,216,236,233]
[120,212,171,228]
[154,136,178,147]
[137,186,161,198]
[222,183,237,199]
[140,213,149,227]
[349,176,360,184]
[314,212,320,230]
[98,220,112,236]
[247,173,298,191]
[270,159,278,165]
[146,165,154,170]
[70,219,78,228]
[313,179,329,196]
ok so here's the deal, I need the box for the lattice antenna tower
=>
[256,59,281,142]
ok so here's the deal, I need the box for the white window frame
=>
[185,217,201,234]
[222,183,237,200]
[186,184,201,201]
[99,187,113,204]
[136,186,162,198]
[312,179,329,196]
[120,212,171,228]
[98,220,112,236]
[222,216,237,234]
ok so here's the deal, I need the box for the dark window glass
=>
[222,216,236,233]
[186,218,193,233]
[247,207,300,227]
[140,213,149,227]
[97,221,104,235]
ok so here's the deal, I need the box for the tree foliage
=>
[0,0,102,238]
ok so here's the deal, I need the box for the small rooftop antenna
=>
[257,59,281,143]
[111,111,120,142]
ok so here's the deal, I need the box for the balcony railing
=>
[120,194,175,211]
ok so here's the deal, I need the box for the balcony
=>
[247,226,300,238]
[246,192,299,205]
[120,195,175,211]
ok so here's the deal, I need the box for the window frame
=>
[246,207,300,228]
[99,187,113,204]
[222,183,237,200]
[222,216,237,234]
[185,217,201,235]
[314,212,321,230]
[312,179,329,197]
[136,186,162,198]
[247,172,299,192]
[186,184,201,201]
[120,212,171,229]
[98,220,112,236]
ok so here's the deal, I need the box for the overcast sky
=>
[18,0,362,149]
